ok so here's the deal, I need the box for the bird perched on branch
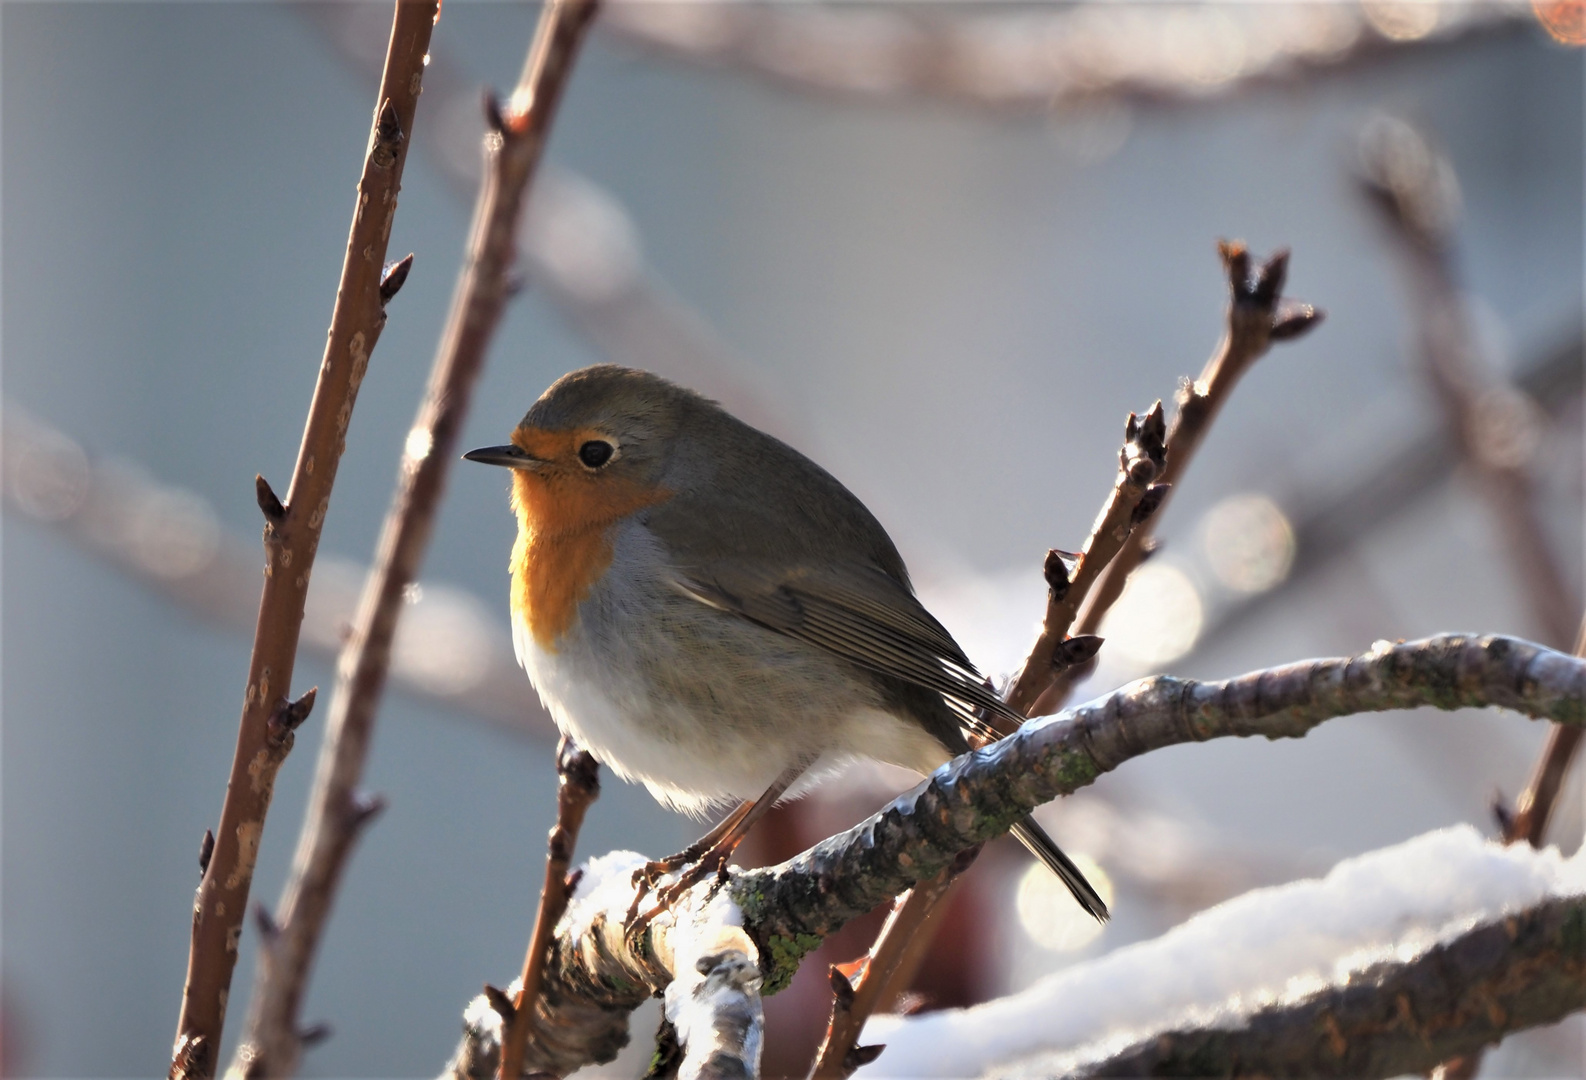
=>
[465,364,1106,924]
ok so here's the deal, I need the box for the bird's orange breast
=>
[508,427,672,651]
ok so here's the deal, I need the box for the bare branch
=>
[443,634,1584,1075]
[168,5,437,1075]
[1038,242,1321,714]
[994,892,1585,1080]
[230,3,599,1075]
[498,738,600,1080]
[601,1,1526,112]
[1360,117,1585,1080]
[1004,403,1166,715]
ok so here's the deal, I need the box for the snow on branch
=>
[863,826,1585,1079]
[738,633,1584,987]
[441,634,1582,1077]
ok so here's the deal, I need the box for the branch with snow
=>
[440,634,1584,1076]
[863,826,1585,1079]
[441,853,763,1080]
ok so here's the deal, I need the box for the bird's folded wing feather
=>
[671,562,1024,736]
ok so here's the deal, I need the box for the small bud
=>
[1491,791,1515,836]
[1253,248,1290,306]
[829,965,856,1009]
[1052,635,1104,670]
[482,89,506,135]
[1131,483,1171,526]
[298,1023,333,1049]
[1043,549,1076,599]
[350,790,387,831]
[254,903,280,944]
[482,983,516,1024]
[1271,300,1323,341]
[379,253,414,306]
[267,688,318,744]
[198,829,215,876]
[255,475,286,521]
[845,1045,886,1071]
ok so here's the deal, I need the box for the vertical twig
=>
[498,738,601,1080]
[1036,242,1321,714]
[809,244,1320,1078]
[229,2,599,1076]
[168,6,436,1076]
[1360,117,1586,1080]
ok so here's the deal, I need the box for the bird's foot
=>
[623,835,741,950]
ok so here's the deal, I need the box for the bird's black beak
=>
[462,444,539,469]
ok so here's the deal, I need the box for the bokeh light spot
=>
[1101,562,1204,667]
[1201,493,1296,595]
[1016,853,1113,952]
[1534,0,1586,44]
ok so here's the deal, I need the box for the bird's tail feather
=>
[1010,816,1109,922]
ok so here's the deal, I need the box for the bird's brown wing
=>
[671,561,1020,741]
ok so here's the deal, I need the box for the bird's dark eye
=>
[578,440,614,469]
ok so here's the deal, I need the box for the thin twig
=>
[167,6,435,1076]
[498,738,601,1080]
[1360,118,1585,1080]
[995,891,1586,1080]
[1037,242,1321,714]
[230,3,598,1075]
[1003,405,1167,716]
[813,243,1317,1076]
[809,849,974,1080]
[442,634,1586,1076]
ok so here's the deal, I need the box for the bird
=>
[464,364,1107,923]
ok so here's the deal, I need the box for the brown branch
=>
[809,850,976,1080]
[498,738,601,1080]
[1036,241,1321,714]
[812,244,1316,1075]
[167,5,436,1076]
[601,2,1526,112]
[1003,404,1167,716]
[229,3,599,1076]
[997,891,1586,1080]
[1360,118,1585,1080]
[440,634,1586,1077]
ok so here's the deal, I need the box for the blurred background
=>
[2,1,1581,1076]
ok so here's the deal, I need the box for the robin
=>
[465,364,1107,923]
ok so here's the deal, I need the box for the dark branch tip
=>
[298,1022,333,1049]
[1271,301,1324,341]
[482,89,507,136]
[1131,483,1171,526]
[267,688,318,744]
[379,253,414,306]
[846,1044,886,1071]
[255,475,286,521]
[1054,635,1105,670]
[482,983,517,1024]
[1253,247,1291,305]
[1043,549,1075,598]
[253,902,280,943]
[829,965,857,1008]
[350,790,388,830]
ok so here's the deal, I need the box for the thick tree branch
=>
[168,6,436,1076]
[994,891,1586,1080]
[442,634,1584,1076]
[230,3,598,1076]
